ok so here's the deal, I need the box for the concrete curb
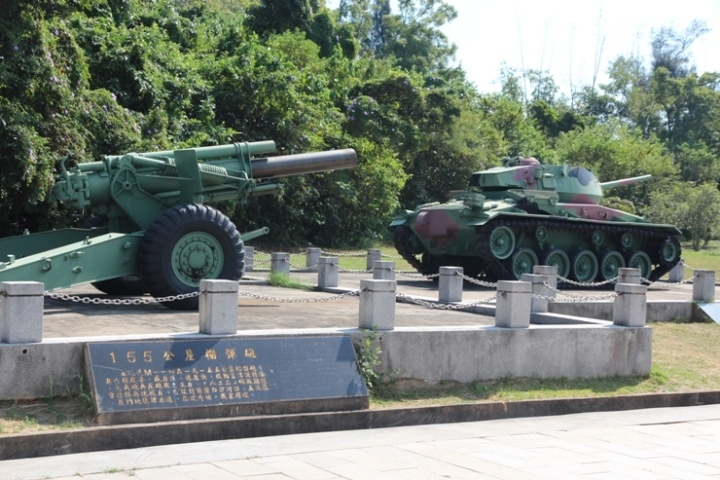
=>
[2,390,719,461]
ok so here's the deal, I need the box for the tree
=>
[651,20,710,78]
[646,182,720,250]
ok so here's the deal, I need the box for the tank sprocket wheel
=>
[658,236,681,266]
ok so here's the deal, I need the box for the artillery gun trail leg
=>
[84,214,147,296]
[139,204,244,310]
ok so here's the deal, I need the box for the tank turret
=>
[391,158,682,285]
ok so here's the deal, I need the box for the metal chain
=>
[542,282,620,301]
[237,289,362,303]
[395,270,440,279]
[557,275,619,287]
[45,290,201,305]
[462,275,498,288]
[396,291,498,309]
[319,250,365,258]
[338,266,372,274]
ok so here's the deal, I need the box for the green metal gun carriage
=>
[391,157,682,284]
[0,141,357,309]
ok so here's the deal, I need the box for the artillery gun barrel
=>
[251,149,357,178]
[599,174,651,190]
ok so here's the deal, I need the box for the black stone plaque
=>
[85,335,368,422]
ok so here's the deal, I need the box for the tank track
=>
[475,218,680,288]
[393,226,435,276]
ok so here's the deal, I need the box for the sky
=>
[326,0,720,97]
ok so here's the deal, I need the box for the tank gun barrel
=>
[599,174,651,190]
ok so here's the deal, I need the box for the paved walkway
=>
[3,405,720,479]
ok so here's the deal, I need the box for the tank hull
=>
[391,195,683,285]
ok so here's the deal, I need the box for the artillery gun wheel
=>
[139,204,244,310]
[84,214,147,296]
[572,250,599,283]
[599,250,625,282]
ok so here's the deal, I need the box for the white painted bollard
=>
[439,266,463,303]
[521,273,551,313]
[613,283,647,327]
[373,261,395,280]
[306,247,321,272]
[271,252,290,276]
[366,249,382,271]
[693,270,716,302]
[244,246,254,272]
[495,281,531,328]
[359,279,396,330]
[618,268,641,285]
[669,262,685,283]
[0,282,44,344]
[318,257,339,288]
[533,265,558,290]
[199,280,238,335]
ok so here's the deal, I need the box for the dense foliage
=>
[1,0,719,248]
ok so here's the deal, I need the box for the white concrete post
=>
[359,279,396,330]
[0,282,44,344]
[271,252,290,276]
[521,273,551,313]
[495,281,531,328]
[306,247,321,272]
[199,280,238,335]
[317,257,339,288]
[244,246,254,272]
[533,265,558,290]
[373,261,395,280]
[668,262,685,283]
[613,283,647,327]
[618,268,641,285]
[693,270,716,302]
[439,266,463,303]
[366,249,382,271]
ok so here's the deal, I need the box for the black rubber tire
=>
[84,214,147,296]
[139,204,244,310]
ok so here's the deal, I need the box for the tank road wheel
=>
[511,248,538,279]
[572,250,599,283]
[599,250,625,282]
[139,204,244,310]
[489,226,515,260]
[84,214,147,296]
[659,236,681,265]
[627,251,652,280]
[543,249,571,280]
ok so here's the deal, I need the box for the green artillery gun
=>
[0,141,357,309]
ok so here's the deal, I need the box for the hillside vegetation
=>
[1,1,719,248]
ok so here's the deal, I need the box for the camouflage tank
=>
[391,157,683,284]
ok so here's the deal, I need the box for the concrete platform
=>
[39,271,712,338]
